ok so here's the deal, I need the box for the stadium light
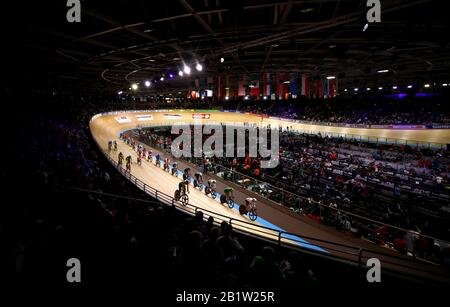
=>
[195,63,203,72]
[145,80,151,87]
[392,86,398,89]
[183,65,191,75]
[377,69,389,73]
[424,84,430,88]
[263,96,268,100]
[407,85,413,89]
[160,76,164,81]
[344,89,348,92]
[326,76,336,80]
[131,83,138,90]
[225,96,229,100]
[443,83,448,87]
[378,87,383,90]
[366,87,371,91]
[220,57,224,63]
[118,91,123,95]
[354,88,359,92]
[178,70,184,77]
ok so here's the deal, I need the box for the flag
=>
[289,73,299,96]
[250,74,260,97]
[301,74,309,97]
[329,78,337,98]
[207,76,214,87]
[319,79,324,98]
[200,77,207,88]
[324,78,329,98]
[238,74,246,96]
[314,79,320,98]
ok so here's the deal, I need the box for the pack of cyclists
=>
[115,135,258,219]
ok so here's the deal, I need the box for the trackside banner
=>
[135,115,153,121]
[192,113,210,119]
[163,114,182,119]
[115,116,131,123]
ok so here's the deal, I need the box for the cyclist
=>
[224,186,234,199]
[118,152,124,166]
[184,178,190,194]
[193,172,203,189]
[171,162,178,176]
[113,140,117,151]
[137,155,142,166]
[183,167,191,181]
[178,180,187,196]
[207,178,216,191]
[244,197,257,213]
[125,155,132,172]
[205,178,216,197]
[163,157,170,171]
[147,149,152,162]
[221,186,234,205]
[155,153,161,167]
[108,140,112,152]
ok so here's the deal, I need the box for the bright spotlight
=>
[244,96,249,100]
[225,96,229,100]
[263,96,268,100]
[354,88,359,92]
[160,77,164,81]
[443,83,448,87]
[424,84,430,88]
[220,57,224,63]
[183,65,191,75]
[169,74,174,79]
[407,85,413,89]
[377,69,389,73]
[195,63,203,71]
[178,70,184,77]
[145,80,151,87]
[366,87,371,91]
[326,76,336,80]
[392,86,398,90]
[131,83,138,90]
[118,91,123,95]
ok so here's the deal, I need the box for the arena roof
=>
[6,0,450,92]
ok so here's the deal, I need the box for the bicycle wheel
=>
[227,198,234,209]
[211,192,217,199]
[180,194,189,206]
[249,209,257,221]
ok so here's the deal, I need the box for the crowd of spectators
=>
[237,94,450,125]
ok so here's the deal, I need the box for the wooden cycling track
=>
[89,109,450,284]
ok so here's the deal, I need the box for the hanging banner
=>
[301,74,309,97]
[289,73,299,96]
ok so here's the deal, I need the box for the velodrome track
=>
[89,109,450,283]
